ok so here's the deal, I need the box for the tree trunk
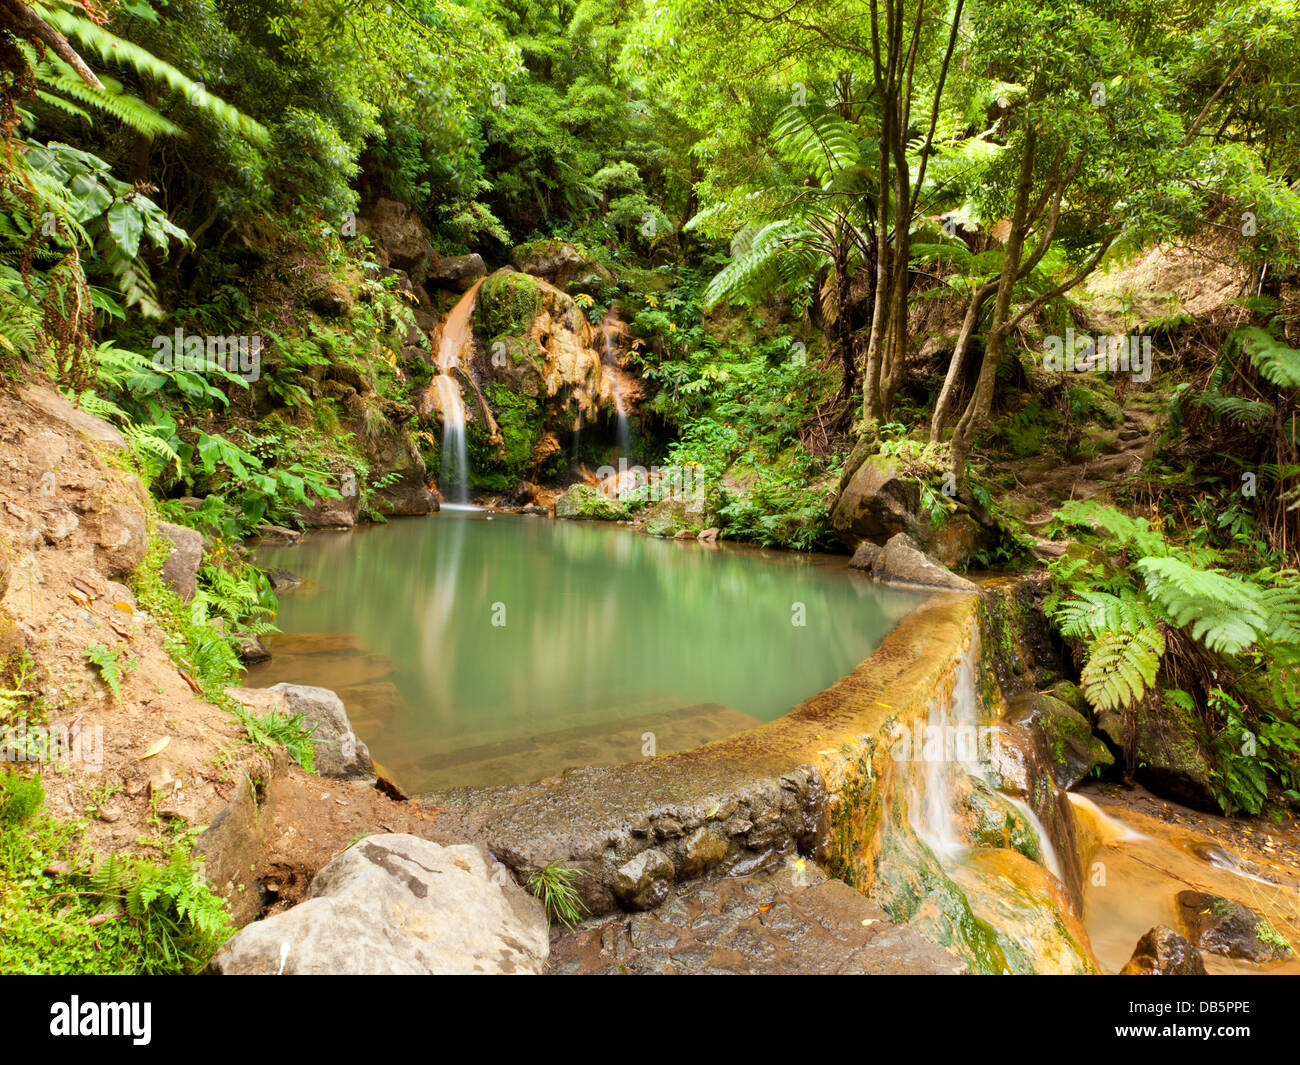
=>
[931,281,995,440]
[950,126,1038,478]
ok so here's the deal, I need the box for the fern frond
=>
[1136,556,1267,654]
[1079,628,1165,711]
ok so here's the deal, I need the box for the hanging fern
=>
[1136,556,1267,654]
[1079,628,1166,712]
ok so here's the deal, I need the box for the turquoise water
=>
[247,510,925,790]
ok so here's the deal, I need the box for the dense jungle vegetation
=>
[1,0,1300,971]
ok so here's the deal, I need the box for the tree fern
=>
[1237,326,1300,389]
[772,103,862,187]
[1136,556,1267,654]
[1052,589,1160,640]
[33,2,268,143]
[1079,628,1166,712]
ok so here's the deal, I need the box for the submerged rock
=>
[1176,890,1293,963]
[1119,925,1207,975]
[554,484,629,521]
[872,533,977,591]
[207,835,548,975]
[1007,692,1113,790]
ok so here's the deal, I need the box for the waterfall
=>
[601,306,632,460]
[909,641,1066,882]
[423,281,483,503]
[434,375,469,504]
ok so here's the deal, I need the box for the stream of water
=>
[425,281,482,501]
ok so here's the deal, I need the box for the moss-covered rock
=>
[509,240,616,294]
[1098,692,1217,811]
[1008,692,1114,790]
[476,268,545,340]
[554,484,629,521]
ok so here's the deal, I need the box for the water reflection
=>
[249,511,925,789]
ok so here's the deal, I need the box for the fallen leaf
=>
[139,736,170,759]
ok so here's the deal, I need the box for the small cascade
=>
[877,626,1099,973]
[600,306,633,460]
[908,645,1067,880]
[1066,792,1147,845]
[421,280,484,502]
[434,374,470,504]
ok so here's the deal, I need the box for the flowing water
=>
[249,510,925,791]
[601,308,632,459]
[423,281,483,501]
[1071,787,1300,974]
[433,376,469,503]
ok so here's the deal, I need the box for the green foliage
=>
[0,771,44,825]
[1047,501,1300,813]
[83,642,132,702]
[0,772,231,973]
[526,861,586,929]
[228,703,317,773]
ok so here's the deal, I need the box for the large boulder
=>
[21,385,125,450]
[227,683,374,780]
[641,494,709,537]
[1098,693,1216,811]
[295,479,361,528]
[357,199,437,282]
[872,533,977,592]
[348,396,437,516]
[1176,891,1293,963]
[1119,926,1207,975]
[848,541,881,571]
[555,484,629,522]
[831,450,992,567]
[94,499,148,579]
[157,521,205,602]
[206,835,549,975]
[830,454,922,547]
[429,253,486,292]
[1007,692,1113,790]
[509,240,615,294]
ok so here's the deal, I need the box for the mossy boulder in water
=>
[1176,891,1293,962]
[1119,926,1207,975]
[555,484,629,521]
[1007,692,1113,790]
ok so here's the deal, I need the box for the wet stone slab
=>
[548,858,966,975]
